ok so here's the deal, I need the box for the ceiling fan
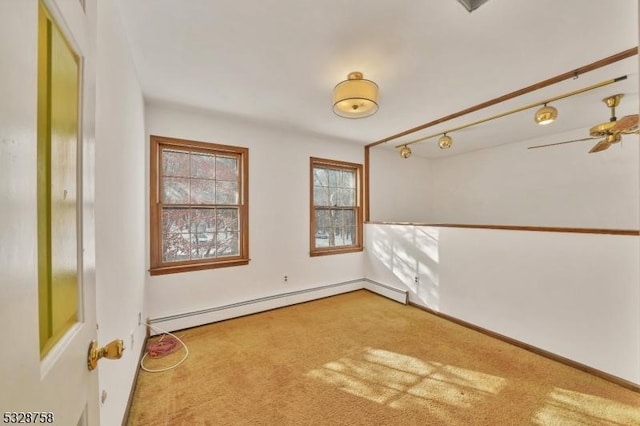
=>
[528,94,639,153]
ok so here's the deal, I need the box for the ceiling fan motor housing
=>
[589,94,624,137]
[589,121,617,137]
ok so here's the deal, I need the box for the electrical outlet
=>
[414,276,419,283]
[283,275,288,283]
[138,312,142,327]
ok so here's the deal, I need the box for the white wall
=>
[369,147,432,223]
[145,103,365,330]
[429,128,640,229]
[365,223,640,384]
[95,0,147,424]
[369,124,640,230]
[364,105,640,384]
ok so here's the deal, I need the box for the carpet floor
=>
[127,290,640,425]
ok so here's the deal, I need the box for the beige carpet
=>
[127,290,640,425]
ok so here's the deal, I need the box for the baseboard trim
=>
[363,278,408,304]
[150,279,365,333]
[120,331,149,426]
[408,302,640,393]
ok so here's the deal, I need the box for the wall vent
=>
[457,0,490,12]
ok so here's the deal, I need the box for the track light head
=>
[399,145,412,159]
[438,134,453,149]
[535,104,558,125]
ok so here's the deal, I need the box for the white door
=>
[0,0,100,424]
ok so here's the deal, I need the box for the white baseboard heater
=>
[149,278,407,335]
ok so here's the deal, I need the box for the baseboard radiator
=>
[149,279,407,334]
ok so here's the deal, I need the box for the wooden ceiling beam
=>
[366,46,639,148]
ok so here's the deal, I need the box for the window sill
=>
[309,246,363,257]
[149,258,249,275]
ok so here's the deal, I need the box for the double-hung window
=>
[150,135,249,275]
[310,157,363,256]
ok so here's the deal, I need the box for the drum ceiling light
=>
[333,71,379,118]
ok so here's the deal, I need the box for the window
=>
[150,135,249,275]
[310,157,363,256]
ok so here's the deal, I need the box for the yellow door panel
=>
[38,2,80,357]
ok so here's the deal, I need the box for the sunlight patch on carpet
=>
[306,347,506,411]
[532,387,640,426]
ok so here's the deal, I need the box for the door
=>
[0,0,99,424]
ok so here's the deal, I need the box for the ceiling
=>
[114,0,639,158]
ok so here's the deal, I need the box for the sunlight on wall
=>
[414,227,440,309]
[532,387,640,425]
[368,225,441,309]
[306,347,506,418]
[371,226,415,289]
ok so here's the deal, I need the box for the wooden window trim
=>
[310,157,363,257]
[149,135,249,275]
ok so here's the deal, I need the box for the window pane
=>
[163,208,190,233]
[313,168,328,187]
[314,186,329,206]
[332,187,343,207]
[327,169,339,187]
[327,227,338,247]
[337,188,355,206]
[216,231,239,256]
[343,226,356,245]
[315,227,330,247]
[217,208,239,231]
[163,150,189,177]
[163,177,189,204]
[342,170,355,189]
[216,181,238,204]
[162,232,190,262]
[191,178,215,204]
[196,237,216,259]
[191,209,216,233]
[313,209,357,248]
[216,156,238,181]
[191,152,215,179]
[334,227,355,246]
[315,209,331,228]
[332,209,344,227]
[191,233,215,259]
[343,209,355,227]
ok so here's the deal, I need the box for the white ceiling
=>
[114,0,639,158]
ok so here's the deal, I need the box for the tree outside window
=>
[150,135,249,275]
[310,157,363,256]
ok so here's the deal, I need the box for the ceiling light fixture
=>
[393,75,627,158]
[333,71,379,119]
[438,133,453,149]
[399,145,412,159]
[534,103,558,125]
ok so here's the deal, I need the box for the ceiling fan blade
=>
[588,138,611,153]
[527,137,596,150]
[613,114,639,133]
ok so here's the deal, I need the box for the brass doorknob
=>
[87,339,124,371]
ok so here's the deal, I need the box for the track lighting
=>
[438,134,453,149]
[391,75,627,158]
[399,145,412,159]
[534,103,558,125]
